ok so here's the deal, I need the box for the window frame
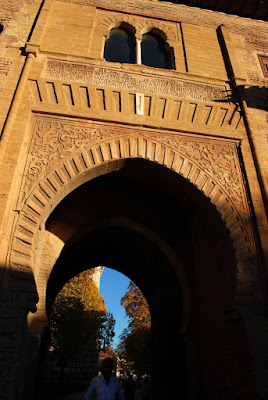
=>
[103,24,176,71]
[141,29,174,70]
[103,24,137,65]
[258,55,268,79]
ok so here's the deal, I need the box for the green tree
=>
[119,281,152,374]
[99,311,116,350]
[121,281,151,331]
[50,269,115,363]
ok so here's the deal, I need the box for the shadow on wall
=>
[243,86,268,112]
[215,85,268,112]
[3,268,92,400]
[0,268,39,400]
[214,84,268,218]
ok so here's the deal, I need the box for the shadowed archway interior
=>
[44,158,238,399]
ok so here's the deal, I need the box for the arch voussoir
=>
[9,129,257,295]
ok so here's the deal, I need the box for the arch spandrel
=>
[10,115,257,295]
[98,11,177,44]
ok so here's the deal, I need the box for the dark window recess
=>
[258,55,268,78]
[141,32,172,69]
[0,24,4,34]
[104,27,136,64]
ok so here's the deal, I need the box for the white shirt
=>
[84,375,124,400]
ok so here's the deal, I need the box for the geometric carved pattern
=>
[30,69,243,147]
[44,61,229,103]
[157,135,243,205]
[23,119,112,198]
[99,11,178,42]
[11,115,256,294]
[23,118,243,205]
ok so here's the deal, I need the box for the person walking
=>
[84,358,124,400]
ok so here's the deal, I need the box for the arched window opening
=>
[0,24,4,34]
[141,31,173,69]
[104,26,136,64]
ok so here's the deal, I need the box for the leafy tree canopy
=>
[50,269,115,362]
[120,281,151,331]
[119,281,152,374]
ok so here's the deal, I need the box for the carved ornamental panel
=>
[22,116,242,207]
[44,60,228,103]
[9,114,257,308]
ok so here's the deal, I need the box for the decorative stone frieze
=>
[24,117,242,205]
[44,60,228,102]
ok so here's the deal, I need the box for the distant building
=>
[91,267,104,290]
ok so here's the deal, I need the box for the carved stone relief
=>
[23,116,242,207]
[99,10,177,42]
[157,136,242,205]
[24,118,112,192]
[44,60,228,102]
[10,115,257,301]
[0,58,12,76]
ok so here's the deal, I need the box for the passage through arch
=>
[8,116,259,400]
[36,155,240,399]
[43,221,187,399]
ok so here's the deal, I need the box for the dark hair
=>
[102,357,114,369]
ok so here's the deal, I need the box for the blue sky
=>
[99,267,130,348]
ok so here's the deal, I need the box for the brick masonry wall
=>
[0,0,42,132]
[41,344,98,389]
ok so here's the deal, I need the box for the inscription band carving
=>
[44,60,228,102]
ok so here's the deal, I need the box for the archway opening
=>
[39,158,236,399]
[104,26,136,64]
[141,30,173,69]
[44,224,185,399]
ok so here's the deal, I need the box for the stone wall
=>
[40,344,98,390]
